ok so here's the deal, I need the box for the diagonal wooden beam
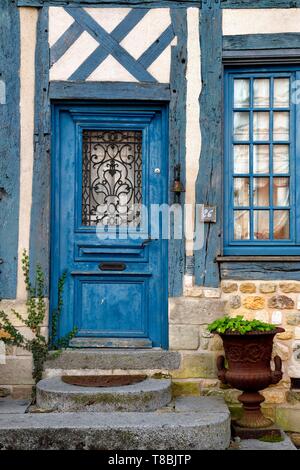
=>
[65,6,156,82]
[69,8,148,81]
[138,25,175,69]
[50,21,83,66]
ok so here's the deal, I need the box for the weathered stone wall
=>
[168,288,225,397]
[166,282,300,432]
[0,300,49,399]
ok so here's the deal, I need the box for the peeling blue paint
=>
[0,1,20,299]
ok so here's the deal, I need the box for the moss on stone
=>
[258,435,284,443]
[172,382,200,398]
[151,373,171,379]
[228,405,243,421]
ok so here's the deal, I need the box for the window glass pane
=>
[254,210,270,239]
[253,145,269,174]
[234,178,249,206]
[234,79,250,108]
[274,78,290,108]
[233,145,249,174]
[234,210,250,240]
[253,178,269,206]
[253,78,270,108]
[274,210,290,239]
[273,112,289,141]
[234,112,249,141]
[82,130,143,227]
[273,177,290,207]
[273,145,289,174]
[253,112,269,141]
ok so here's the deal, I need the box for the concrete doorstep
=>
[0,397,231,450]
[1,396,296,450]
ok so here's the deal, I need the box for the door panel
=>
[51,104,168,348]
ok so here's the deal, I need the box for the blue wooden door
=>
[51,104,168,348]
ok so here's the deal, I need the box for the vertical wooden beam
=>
[169,8,187,297]
[29,6,51,291]
[0,1,20,298]
[195,0,222,287]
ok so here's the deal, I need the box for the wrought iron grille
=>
[82,130,143,226]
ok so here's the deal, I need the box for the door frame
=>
[50,101,169,349]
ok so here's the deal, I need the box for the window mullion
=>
[249,77,254,241]
[270,77,274,241]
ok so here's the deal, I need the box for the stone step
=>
[44,349,181,375]
[36,376,172,412]
[0,397,231,450]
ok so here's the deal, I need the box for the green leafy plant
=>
[208,315,277,335]
[0,250,77,399]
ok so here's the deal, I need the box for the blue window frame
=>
[224,66,300,255]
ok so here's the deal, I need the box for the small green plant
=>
[208,315,277,335]
[0,250,77,399]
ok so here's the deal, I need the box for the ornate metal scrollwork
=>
[82,130,143,226]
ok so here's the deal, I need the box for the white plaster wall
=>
[48,6,175,83]
[185,7,201,258]
[223,8,300,35]
[17,8,38,300]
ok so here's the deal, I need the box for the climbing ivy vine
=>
[0,250,77,400]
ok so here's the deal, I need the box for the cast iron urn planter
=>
[217,328,284,428]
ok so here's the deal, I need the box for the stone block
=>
[273,342,291,361]
[184,286,203,298]
[208,334,224,351]
[222,282,238,293]
[243,296,265,310]
[254,310,269,323]
[276,406,300,432]
[169,325,199,350]
[0,406,231,450]
[261,388,287,404]
[295,327,300,340]
[268,295,295,310]
[174,396,229,414]
[169,298,226,325]
[287,313,300,326]
[171,352,218,379]
[229,295,241,309]
[240,283,256,294]
[271,311,282,325]
[172,381,201,397]
[0,300,49,327]
[277,330,294,340]
[203,289,221,299]
[201,387,240,404]
[0,387,11,398]
[259,283,277,294]
[11,386,32,400]
[36,377,172,412]
[287,390,300,404]
[223,388,241,405]
[199,379,220,389]
[199,327,212,350]
[0,357,34,385]
[5,345,15,355]
[228,404,243,421]
[280,283,300,293]
[45,349,181,371]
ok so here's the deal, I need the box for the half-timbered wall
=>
[1,1,300,430]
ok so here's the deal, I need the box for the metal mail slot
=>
[99,262,126,271]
